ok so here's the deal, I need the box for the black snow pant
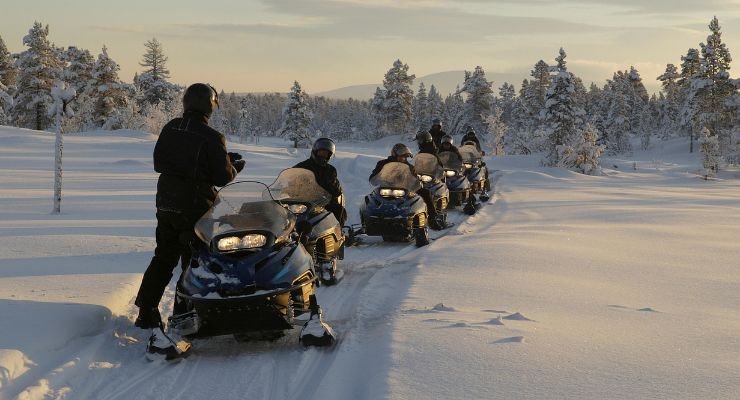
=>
[418,188,438,217]
[134,210,202,316]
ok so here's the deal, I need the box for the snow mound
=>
[502,312,534,321]
[0,349,32,390]
[104,159,149,166]
[638,307,659,313]
[431,303,457,312]
[483,316,505,326]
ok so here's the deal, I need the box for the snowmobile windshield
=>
[459,145,482,164]
[438,151,463,172]
[194,181,293,244]
[413,153,444,180]
[369,162,422,192]
[268,168,332,208]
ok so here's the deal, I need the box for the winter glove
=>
[228,152,243,163]
[232,159,246,173]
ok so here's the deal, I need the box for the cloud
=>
[457,0,740,16]
[175,0,608,43]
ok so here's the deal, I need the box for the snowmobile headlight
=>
[392,189,406,197]
[217,236,241,251]
[240,234,267,249]
[464,163,473,169]
[288,204,308,214]
[420,175,433,183]
[379,188,393,197]
[445,170,457,177]
[217,234,267,251]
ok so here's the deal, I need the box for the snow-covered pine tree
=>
[483,107,506,155]
[543,48,586,165]
[136,38,180,111]
[12,22,64,131]
[657,63,681,138]
[280,81,313,148]
[413,81,429,131]
[497,82,516,124]
[427,84,443,123]
[89,46,129,129]
[698,126,720,178]
[0,80,12,125]
[603,72,633,155]
[442,87,465,136]
[60,46,96,131]
[381,59,415,135]
[694,17,734,154]
[556,123,605,175]
[371,86,388,137]
[0,35,17,91]
[678,48,702,152]
[459,66,494,139]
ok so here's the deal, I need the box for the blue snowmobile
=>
[359,161,430,247]
[459,144,490,202]
[414,152,450,228]
[167,180,336,347]
[269,168,346,286]
[438,151,476,215]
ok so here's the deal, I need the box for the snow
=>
[1,125,740,399]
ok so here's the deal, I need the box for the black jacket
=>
[439,144,463,162]
[460,133,482,152]
[154,112,237,213]
[418,141,438,155]
[293,158,342,198]
[429,126,447,147]
[369,157,415,180]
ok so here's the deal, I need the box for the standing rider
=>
[293,138,347,225]
[134,83,245,360]
[428,118,446,148]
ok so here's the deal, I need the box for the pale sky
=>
[1,0,739,95]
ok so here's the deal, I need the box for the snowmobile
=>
[459,144,490,202]
[414,152,451,229]
[269,168,346,286]
[438,151,477,215]
[359,161,430,247]
[167,180,336,349]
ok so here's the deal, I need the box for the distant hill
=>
[314,70,528,100]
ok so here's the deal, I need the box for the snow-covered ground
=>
[1,125,739,400]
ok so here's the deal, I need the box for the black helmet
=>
[183,83,219,118]
[432,118,441,127]
[416,130,433,145]
[391,143,412,158]
[441,134,453,145]
[311,137,335,166]
[466,128,476,136]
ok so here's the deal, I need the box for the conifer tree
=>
[0,35,17,90]
[413,81,429,130]
[12,22,64,130]
[427,84,443,123]
[381,59,415,135]
[89,46,129,129]
[136,38,179,109]
[459,65,494,138]
[280,81,312,147]
[543,48,585,165]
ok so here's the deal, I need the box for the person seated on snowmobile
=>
[428,118,447,148]
[294,138,347,225]
[416,130,439,155]
[460,128,485,155]
[459,129,490,192]
[439,134,463,162]
[369,143,445,230]
[134,83,244,360]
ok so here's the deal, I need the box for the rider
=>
[369,143,444,230]
[459,129,490,192]
[416,130,439,155]
[439,134,463,162]
[460,128,484,155]
[294,138,347,225]
[428,118,446,148]
[134,83,244,360]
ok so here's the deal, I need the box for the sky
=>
[1,0,739,95]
